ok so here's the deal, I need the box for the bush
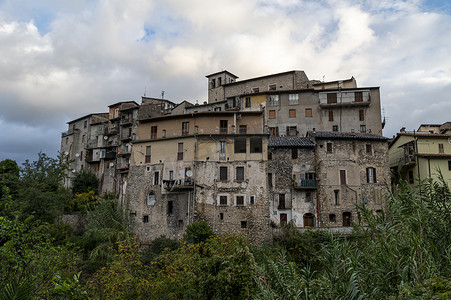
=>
[72,170,99,195]
[183,220,215,244]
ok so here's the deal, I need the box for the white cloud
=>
[0,0,450,163]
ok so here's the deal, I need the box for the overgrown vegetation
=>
[0,154,450,299]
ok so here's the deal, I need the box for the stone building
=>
[206,70,384,137]
[389,122,451,187]
[126,109,270,244]
[310,131,390,228]
[267,137,317,227]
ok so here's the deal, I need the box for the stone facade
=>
[311,132,390,227]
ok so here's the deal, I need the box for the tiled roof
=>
[268,137,315,147]
[307,131,389,141]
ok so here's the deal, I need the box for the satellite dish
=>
[104,136,108,140]
[72,169,76,173]
[448,137,451,144]
[64,151,69,155]
[75,153,80,157]
[186,170,193,177]
[301,165,306,171]
[109,163,114,167]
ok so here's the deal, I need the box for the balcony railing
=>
[294,179,317,189]
[163,179,193,191]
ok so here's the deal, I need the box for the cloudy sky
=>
[1,0,450,164]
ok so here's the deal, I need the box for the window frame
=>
[289,109,296,118]
[219,166,228,181]
[234,137,246,153]
[145,146,151,163]
[305,108,313,117]
[288,94,299,105]
[236,166,245,181]
[177,143,183,160]
[366,167,376,183]
[269,110,276,119]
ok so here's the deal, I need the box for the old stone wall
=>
[315,138,389,227]
[193,160,270,245]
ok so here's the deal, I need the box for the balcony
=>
[120,118,133,126]
[163,179,193,191]
[104,151,116,159]
[294,179,317,190]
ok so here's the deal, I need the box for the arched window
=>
[343,212,352,227]
[303,213,315,228]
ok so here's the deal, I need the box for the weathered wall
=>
[315,138,389,227]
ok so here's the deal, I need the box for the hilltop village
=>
[61,70,451,244]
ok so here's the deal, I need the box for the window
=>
[278,194,286,209]
[236,195,244,206]
[80,151,83,161]
[84,120,87,128]
[355,92,363,102]
[374,189,382,205]
[250,195,255,205]
[269,110,276,119]
[162,129,166,138]
[291,148,298,159]
[220,120,228,134]
[305,108,312,117]
[304,213,315,227]
[211,78,216,88]
[147,192,155,206]
[236,167,244,181]
[167,201,173,214]
[234,137,246,153]
[340,170,347,185]
[287,126,297,136]
[218,77,222,86]
[343,212,352,227]
[326,142,333,153]
[360,125,366,133]
[448,160,451,171]
[269,127,279,137]
[241,221,247,228]
[268,95,279,106]
[250,137,262,153]
[332,125,338,132]
[178,220,184,227]
[219,141,226,160]
[334,190,340,205]
[182,122,189,136]
[219,166,228,181]
[305,192,312,202]
[143,215,149,223]
[177,143,183,160]
[245,97,251,108]
[268,173,273,189]
[366,144,372,154]
[327,93,337,104]
[239,125,247,134]
[329,111,334,121]
[252,87,259,93]
[145,146,151,163]
[439,143,444,154]
[288,94,299,105]
[408,170,414,184]
[82,134,86,143]
[367,167,376,183]
[220,196,227,206]
[220,213,224,220]
[268,84,276,91]
[289,109,296,118]
[329,214,336,222]
[169,170,174,180]
[151,126,157,139]
[280,214,287,226]
[359,109,365,121]
[154,171,159,185]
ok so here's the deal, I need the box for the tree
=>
[0,159,19,198]
[183,220,215,244]
[18,152,71,222]
[71,170,99,195]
